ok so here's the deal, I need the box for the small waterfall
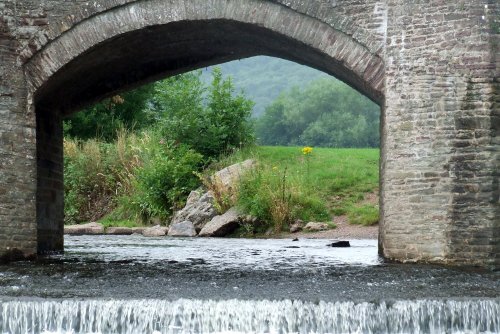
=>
[1,298,499,333]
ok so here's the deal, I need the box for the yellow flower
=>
[302,146,313,155]
[272,166,278,171]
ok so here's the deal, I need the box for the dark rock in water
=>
[292,238,299,242]
[327,241,350,247]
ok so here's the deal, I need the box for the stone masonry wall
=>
[0,1,37,261]
[36,106,63,253]
[381,1,498,268]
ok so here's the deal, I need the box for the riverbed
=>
[0,235,498,333]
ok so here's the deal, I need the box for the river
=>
[0,235,498,333]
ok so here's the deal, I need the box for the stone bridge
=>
[0,1,498,268]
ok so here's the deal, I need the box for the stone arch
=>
[24,0,385,112]
[21,0,386,253]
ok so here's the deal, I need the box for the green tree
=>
[64,83,156,141]
[255,78,380,148]
[152,68,255,160]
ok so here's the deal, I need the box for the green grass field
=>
[95,145,380,230]
[212,146,380,228]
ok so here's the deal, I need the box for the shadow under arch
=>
[23,0,385,253]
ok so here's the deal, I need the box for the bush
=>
[63,130,203,224]
[64,67,256,225]
[152,68,255,162]
[63,139,123,224]
[126,133,203,222]
[237,164,329,233]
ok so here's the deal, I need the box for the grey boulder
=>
[199,207,241,237]
[171,191,217,232]
[142,225,168,237]
[304,222,329,231]
[290,219,304,233]
[168,221,197,237]
[106,227,135,235]
[211,159,256,198]
[65,222,104,235]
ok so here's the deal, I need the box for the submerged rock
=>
[142,225,168,237]
[64,222,104,235]
[304,222,329,232]
[328,241,351,247]
[168,221,197,237]
[199,207,241,237]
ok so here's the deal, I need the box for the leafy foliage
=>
[64,84,156,141]
[63,134,140,224]
[128,136,203,221]
[255,79,380,148]
[64,68,255,224]
[201,56,329,116]
[152,68,255,161]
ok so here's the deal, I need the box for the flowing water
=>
[0,235,498,333]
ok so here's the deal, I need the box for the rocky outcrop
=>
[170,190,217,233]
[168,221,197,237]
[64,222,104,235]
[211,159,256,198]
[199,207,242,237]
[304,222,329,232]
[142,225,168,237]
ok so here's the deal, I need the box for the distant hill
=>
[201,56,334,117]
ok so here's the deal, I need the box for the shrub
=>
[63,130,203,225]
[122,132,203,222]
[152,68,255,162]
[63,139,119,224]
[237,164,329,233]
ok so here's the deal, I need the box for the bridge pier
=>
[379,2,499,269]
[36,107,64,254]
[0,64,38,261]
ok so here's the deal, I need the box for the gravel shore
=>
[280,216,378,240]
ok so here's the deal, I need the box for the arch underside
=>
[25,1,385,114]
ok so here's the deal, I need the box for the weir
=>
[1,298,499,333]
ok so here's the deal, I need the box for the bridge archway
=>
[24,0,385,254]
[2,0,493,268]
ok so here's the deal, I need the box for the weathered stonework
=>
[0,0,497,268]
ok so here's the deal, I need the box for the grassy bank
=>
[64,138,380,231]
[210,146,380,231]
